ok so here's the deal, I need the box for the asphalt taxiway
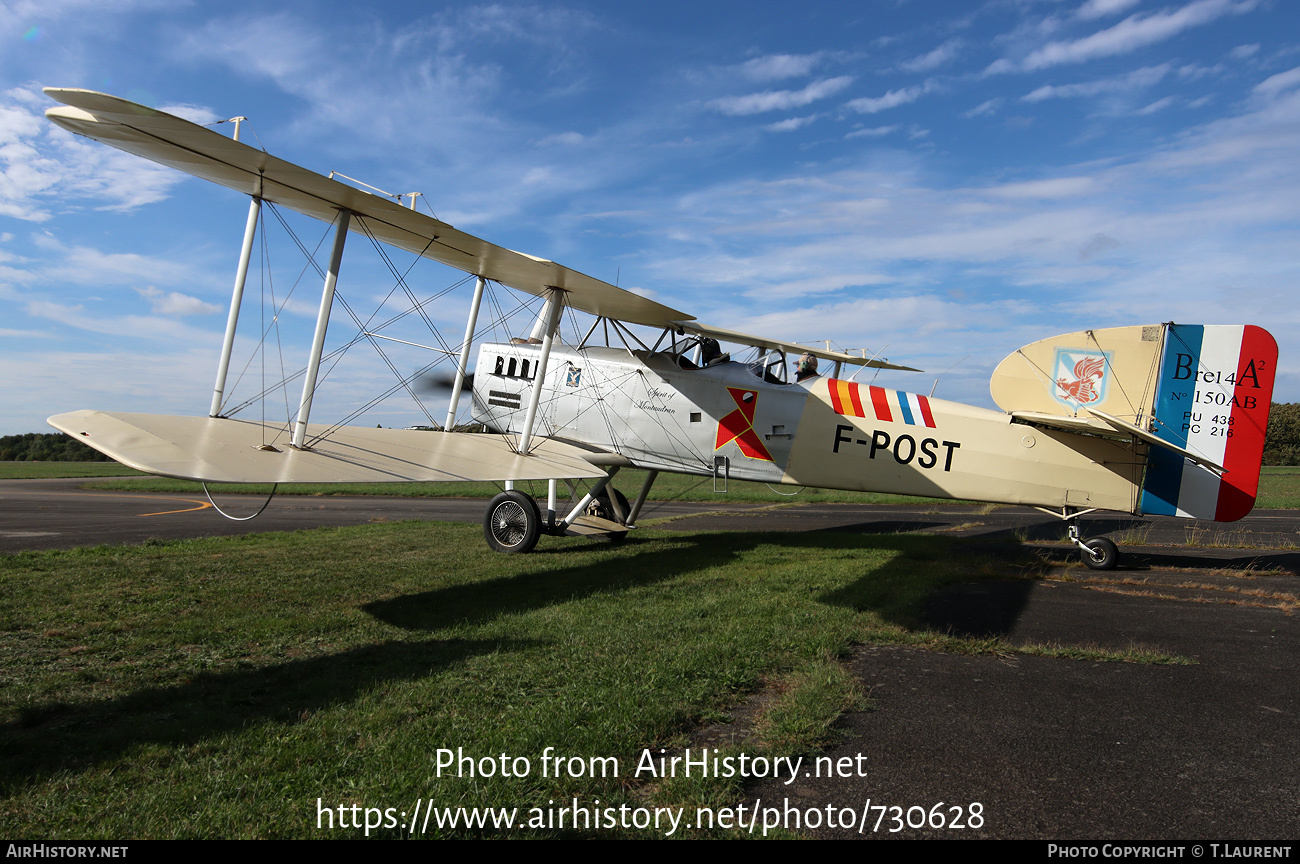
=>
[4,476,1299,561]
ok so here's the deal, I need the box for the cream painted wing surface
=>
[48,411,607,484]
[43,88,691,328]
[670,321,921,371]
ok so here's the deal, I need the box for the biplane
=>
[43,88,1278,569]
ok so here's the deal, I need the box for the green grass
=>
[0,462,143,479]
[0,521,1178,838]
[1255,469,1300,509]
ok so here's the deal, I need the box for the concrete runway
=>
[4,476,1297,840]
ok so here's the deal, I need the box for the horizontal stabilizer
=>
[1086,407,1225,474]
[48,410,607,484]
[1010,410,1113,435]
[1011,409,1226,473]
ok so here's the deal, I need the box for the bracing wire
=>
[202,483,279,521]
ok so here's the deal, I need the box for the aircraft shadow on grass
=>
[5,529,976,791]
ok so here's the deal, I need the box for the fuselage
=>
[471,342,1147,513]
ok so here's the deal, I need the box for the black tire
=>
[585,487,631,541]
[484,491,541,554]
[1081,537,1119,570]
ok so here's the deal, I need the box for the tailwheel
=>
[1064,517,1120,570]
[484,491,541,554]
[585,487,631,541]
[1080,537,1119,571]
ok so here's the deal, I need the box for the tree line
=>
[5,404,1300,464]
[0,433,112,462]
[1262,403,1300,466]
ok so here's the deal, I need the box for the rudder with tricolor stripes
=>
[1139,325,1277,521]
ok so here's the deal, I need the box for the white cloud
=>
[1177,63,1223,81]
[1254,67,1300,98]
[169,11,519,158]
[1022,64,1170,101]
[137,286,222,317]
[0,86,190,221]
[1075,0,1141,21]
[1079,232,1120,259]
[738,53,822,82]
[985,177,1097,199]
[983,58,1016,76]
[157,102,221,127]
[1024,0,1258,71]
[537,131,585,147]
[901,39,962,73]
[757,272,894,298]
[1229,43,1260,60]
[613,74,1300,403]
[845,125,899,139]
[844,82,935,115]
[964,98,1002,118]
[1137,96,1176,114]
[29,234,195,287]
[4,345,219,433]
[24,299,218,343]
[765,115,818,132]
[710,76,853,116]
[5,0,1298,417]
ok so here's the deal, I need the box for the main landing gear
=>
[484,491,543,554]
[483,469,651,553]
[584,487,631,542]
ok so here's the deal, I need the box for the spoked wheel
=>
[1081,537,1119,570]
[584,487,630,541]
[484,491,541,554]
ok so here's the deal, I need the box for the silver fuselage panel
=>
[470,343,812,482]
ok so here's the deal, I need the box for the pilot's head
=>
[796,352,818,381]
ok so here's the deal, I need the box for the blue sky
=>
[2,0,1298,434]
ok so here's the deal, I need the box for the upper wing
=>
[45,88,922,375]
[43,88,692,328]
[671,321,921,371]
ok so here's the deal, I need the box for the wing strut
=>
[211,196,262,417]
[292,209,351,449]
[445,275,486,430]
[517,287,565,455]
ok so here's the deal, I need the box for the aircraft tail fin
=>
[1137,325,1276,521]
[991,324,1277,522]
